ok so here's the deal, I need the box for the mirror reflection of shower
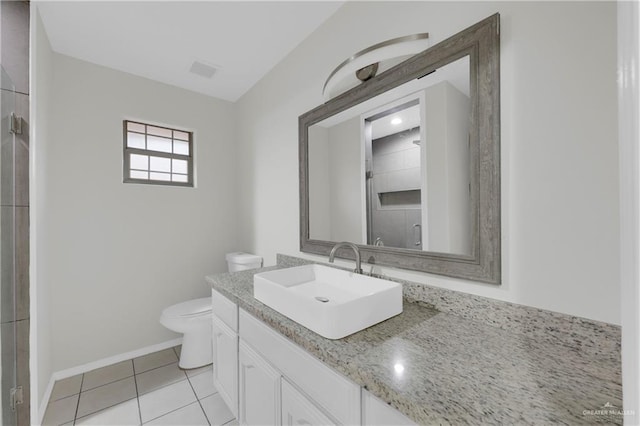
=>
[306,55,473,256]
[363,73,472,254]
[365,100,424,250]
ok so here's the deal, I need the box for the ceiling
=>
[371,104,420,140]
[37,1,343,102]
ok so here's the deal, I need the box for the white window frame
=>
[123,120,194,187]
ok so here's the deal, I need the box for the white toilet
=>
[159,252,263,369]
[224,252,264,272]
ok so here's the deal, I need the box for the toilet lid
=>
[162,297,212,319]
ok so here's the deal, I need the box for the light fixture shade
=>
[322,33,429,100]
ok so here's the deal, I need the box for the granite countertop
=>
[207,264,622,425]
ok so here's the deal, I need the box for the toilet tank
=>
[226,252,263,272]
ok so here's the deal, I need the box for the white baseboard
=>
[37,338,182,425]
[37,375,56,426]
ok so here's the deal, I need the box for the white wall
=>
[45,54,238,371]
[30,8,54,417]
[236,1,620,325]
[424,81,471,254]
[443,83,470,255]
[308,125,331,240]
[328,117,362,243]
[618,0,640,421]
[309,116,363,244]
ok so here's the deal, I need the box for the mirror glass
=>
[299,14,500,284]
[308,56,472,255]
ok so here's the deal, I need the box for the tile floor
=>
[42,346,237,426]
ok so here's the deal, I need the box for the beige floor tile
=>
[145,402,208,425]
[200,393,234,426]
[50,374,83,401]
[136,362,187,395]
[138,379,196,423]
[185,363,212,378]
[75,398,140,425]
[47,349,225,426]
[134,348,178,374]
[77,377,137,418]
[82,360,134,391]
[42,394,78,426]
[189,371,216,399]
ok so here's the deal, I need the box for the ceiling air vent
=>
[189,61,217,79]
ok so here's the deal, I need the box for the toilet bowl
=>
[159,297,213,369]
[160,252,263,369]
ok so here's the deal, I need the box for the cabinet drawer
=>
[281,379,335,426]
[212,289,238,332]
[239,309,361,425]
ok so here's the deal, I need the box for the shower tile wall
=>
[1,1,31,425]
[370,128,422,249]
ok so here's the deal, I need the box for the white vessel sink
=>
[253,265,403,339]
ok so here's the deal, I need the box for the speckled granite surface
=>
[207,258,622,425]
[277,255,621,363]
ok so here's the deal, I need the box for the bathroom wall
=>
[308,125,331,239]
[618,0,640,419]
[327,116,362,242]
[308,116,364,243]
[31,9,54,417]
[41,53,238,372]
[235,1,620,324]
[423,81,470,254]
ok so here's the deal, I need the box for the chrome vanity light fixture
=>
[322,33,430,100]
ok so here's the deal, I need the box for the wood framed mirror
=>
[299,14,500,284]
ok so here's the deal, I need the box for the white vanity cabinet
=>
[239,309,361,425]
[211,290,239,417]
[281,379,335,426]
[238,340,281,425]
[211,288,416,426]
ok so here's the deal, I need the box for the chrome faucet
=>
[328,242,363,274]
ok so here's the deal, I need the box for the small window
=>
[123,120,193,187]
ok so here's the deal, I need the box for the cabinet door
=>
[212,315,238,417]
[240,309,361,425]
[238,340,281,425]
[281,379,336,426]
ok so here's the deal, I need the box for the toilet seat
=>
[161,297,212,320]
